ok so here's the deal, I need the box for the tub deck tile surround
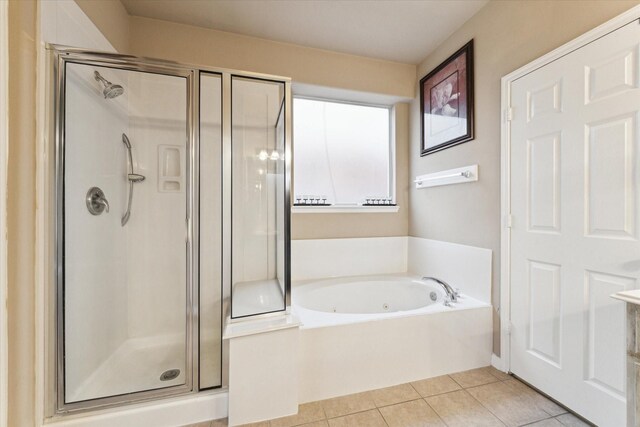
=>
[186,366,592,427]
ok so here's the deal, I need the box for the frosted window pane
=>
[293,98,391,205]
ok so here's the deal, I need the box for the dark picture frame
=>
[420,40,474,156]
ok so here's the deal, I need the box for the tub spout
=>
[422,276,458,305]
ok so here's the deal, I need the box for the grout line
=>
[323,407,377,420]
[319,402,329,422]
[555,413,595,427]
[378,408,390,427]
[420,397,448,427]
[460,388,508,426]
[450,377,501,390]
[486,367,511,382]
[411,375,465,399]
[375,396,424,409]
[420,397,454,427]
[464,379,504,393]
[321,407,387,424]
[465,380,570,427]
[449,374,465,389]
[518,414,556,426]
[376,408,390,427]
[554,415,572,427]
[457,379,501,390]
[407,381,420,396]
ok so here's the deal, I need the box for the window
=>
[293,97,393,207]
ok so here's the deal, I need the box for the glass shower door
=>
[62,62,191,405]
[230,76,288,319]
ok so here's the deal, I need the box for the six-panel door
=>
[510,20,640,427]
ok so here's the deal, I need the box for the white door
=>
[510,20,640,427]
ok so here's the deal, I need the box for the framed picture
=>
[420,40,474,156]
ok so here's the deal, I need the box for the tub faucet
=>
[422,276,458,305]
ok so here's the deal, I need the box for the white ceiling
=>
[120,0,488,64]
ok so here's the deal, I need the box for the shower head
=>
[122,133,131,149]
[94,70,124,99]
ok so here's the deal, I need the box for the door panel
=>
[586,114,636,239]
[586,47,638,103]
[585,270,633,398]
[510,20,640,427]
[528,260,562,367]
[527,133,561,233]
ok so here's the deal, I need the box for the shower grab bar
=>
[121,133,145,226]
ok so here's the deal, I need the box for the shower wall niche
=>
[52,48,291,414]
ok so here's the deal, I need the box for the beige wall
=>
[8,0,37,425]
[74,0,130,52]
[126,15,414,240]
[409,0,640,355]
[128,16,416,99]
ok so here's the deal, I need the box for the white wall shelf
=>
[414,164,478,189]
[291,205,399,214]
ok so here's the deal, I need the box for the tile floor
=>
[185,366,592,427]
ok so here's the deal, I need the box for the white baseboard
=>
[491,353,506,373]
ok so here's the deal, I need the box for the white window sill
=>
[291,205,399,214]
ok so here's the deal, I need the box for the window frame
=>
[292,95,396,213]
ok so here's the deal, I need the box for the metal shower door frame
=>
[52,46,200,414]
[50,44,293,416]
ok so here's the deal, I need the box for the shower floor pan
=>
[67,334,185,403]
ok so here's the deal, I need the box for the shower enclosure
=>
[50,46,291,414]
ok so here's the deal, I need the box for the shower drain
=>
[382,303,389,310]
[160,369,180,381]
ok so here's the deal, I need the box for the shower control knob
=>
[86,187,110,216]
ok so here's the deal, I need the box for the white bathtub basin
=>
[295,275,442,314]
[293,274,490,329]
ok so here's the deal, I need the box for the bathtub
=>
[293,274,493,402]
[294,275,489,327]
